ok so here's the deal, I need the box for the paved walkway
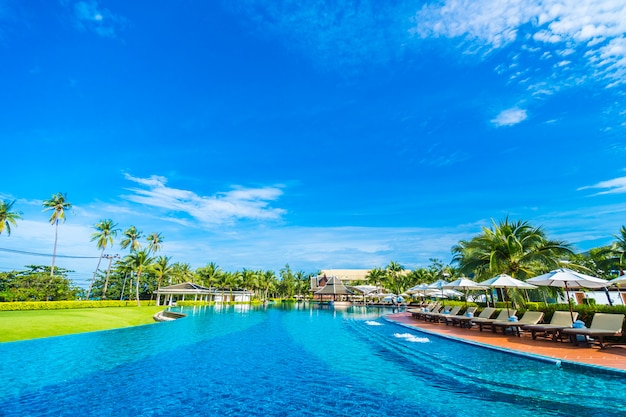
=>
[386,312,626,372]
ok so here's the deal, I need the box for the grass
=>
[0,306,165,342]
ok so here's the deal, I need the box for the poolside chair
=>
[560,313,625,349]
[452,307,495,328]
[489,311,544,337]
[474,309,517,332]
[443,306,477,326]
[427,305,462,323]
[522,311,578,341]
[410,303,440,320]
[421,305,445,321]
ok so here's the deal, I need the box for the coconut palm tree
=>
[42,192,72,278]
[120,226,143,253]
[452,217,573,280]
[366,267,386,292]
[386,261,404,295]
[0,200,22,236]
[87,219,119,299]
[152,255,173,294]
[123,249,153,306]
[146,232,164,255]
[597,226,626,276]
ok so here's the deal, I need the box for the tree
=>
[120,226,143,253]
[452,217,573,280]
[146,232,164,255]
[386,261,404,295]
[87,219,119,299]
[597,226,626,276]
[0,200,22,236]
[42,192,72,278]
[366,267,386,291]
[123,249,153,306]
[153,255,173,294]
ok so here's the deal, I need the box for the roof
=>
[314,276,354,295]
[155,282,212,294]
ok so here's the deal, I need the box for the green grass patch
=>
[0,306,165,343]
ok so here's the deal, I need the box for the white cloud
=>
[491,107,528,127]
[65,0,126,38]
[578,175,626,195]
[413,0,626,87]
[122,174,287,225]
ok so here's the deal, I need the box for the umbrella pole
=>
[505,288,510,316]
[565,282,574,323]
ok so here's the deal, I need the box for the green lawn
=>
[0,306,165,342]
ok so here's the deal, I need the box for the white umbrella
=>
[528,268,609,320]
[427,279,450,304]
[609,275,626,305]
[478,274,537,316]
[443,277,488,306]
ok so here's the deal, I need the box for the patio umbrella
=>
[443,277,488,306]
[478,274,537,316]
[527,268,609,322]
[609,275,626,305]
[427,279,450,304]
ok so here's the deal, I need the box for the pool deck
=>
[386,312,626,372]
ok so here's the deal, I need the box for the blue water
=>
[0,303,624,417]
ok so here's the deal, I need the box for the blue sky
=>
[2,0,626,287]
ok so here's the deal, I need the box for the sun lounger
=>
[421,305,445,321]
[410,303,441,320]
[522,311,578,341]
[489,311,544,337]
[474,309,517,332]
[451,307,495,328]
[409,302,438,319]
[443,306,477,326]
[560,313,625,349]
[427,305,462,323]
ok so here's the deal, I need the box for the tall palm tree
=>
[0,200,22,236]
[597,226,626,275]
[124,249,153,306]
[386,261,404,295]
[452,217,573,280]
[120,226,143,253]
[42,192,72,278]
[87,219,119,299]
[152,255,173,295]
[146,232,164,255]
[366,267,386,292]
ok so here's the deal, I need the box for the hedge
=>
[0,300,156,311]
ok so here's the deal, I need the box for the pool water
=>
[0,304,624,417]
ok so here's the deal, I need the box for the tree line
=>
[1,196,626,304]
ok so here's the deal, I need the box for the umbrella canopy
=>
[478,274,536,315]
[443,277,488,290]
[478,274,537,289]
[443,277,488,306]
[427,279,450,304]
[527,268,608,289]
[527,268,609,319]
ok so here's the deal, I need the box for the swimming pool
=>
[0,303,623,416]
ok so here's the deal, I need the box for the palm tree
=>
[146,232,164,255]
[152,255,173,295]
[124,249,153,306]
[120,226,143,252]
[366,267,386,292]
[42,192,72,278]
[597,226,626,276]
[452,217,573,280]
[386,261,404,295]
[0,200,22,236]
[87,219,119,299]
